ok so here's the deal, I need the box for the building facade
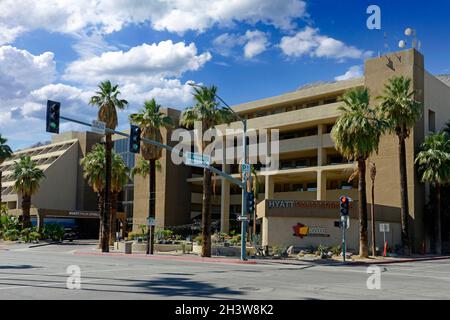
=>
[183,49,450,253]
[0,131,103,237]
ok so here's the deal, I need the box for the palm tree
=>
[89,80,128,252]
[415,132,450,254]
[130,99,173,254]
[378,76,422,255]
[110,152,129,245]
[180,85,235,257]
[0,134,13,204]
[443,120,450,136]
[80,144,106,247]
[369,161,377,256]
[331,87,386,258]
[11,156,45,228]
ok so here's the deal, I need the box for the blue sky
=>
[1,0,449,149]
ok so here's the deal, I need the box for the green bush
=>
[0,214,21,239]
[229,235,241,246]
[126,231,145,241]
[3,228,20,241]
[193,235,203,245]
[155,229,173,241]
[20,227,40,243]
[42,223,64,241]
[330,245,341,256]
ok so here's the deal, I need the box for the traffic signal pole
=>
[240,119,248,261]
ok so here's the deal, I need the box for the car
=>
[63,227,80,241]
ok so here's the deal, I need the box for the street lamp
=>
[188,82,249,261]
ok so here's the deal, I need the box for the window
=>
[428,110,436,132]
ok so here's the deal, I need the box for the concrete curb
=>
[74,251,257,265]
[349,255,450,265]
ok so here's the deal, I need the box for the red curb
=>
[74,251,257,265]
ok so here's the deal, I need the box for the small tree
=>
[415,132,450,254]
[12,156,45,228]
[0,134,13,204]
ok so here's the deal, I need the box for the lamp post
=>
[188,82,248,261]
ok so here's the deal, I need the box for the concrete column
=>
[317,170,327,201]
[220,164,230,234]
[37,212,45,232]
[265,175,275,199]
[317,124,327,166]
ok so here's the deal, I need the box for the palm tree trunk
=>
[0,170,3,205]
[371,178,376,256]
[358,159,369,258]
[435,184,442,255]
[97,193,104,249]
[21,194,32,228]
[147,159,156,255]
[202,168,213,257]
[102,135,112,252]
[398,135,411,255]
[110,192,117,245]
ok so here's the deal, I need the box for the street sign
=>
[241,163,250,174]
[237,215,249,222]
[91,120,106,135]
[185,152,211,168]
[147,217,155,226]
[379,223,390,232]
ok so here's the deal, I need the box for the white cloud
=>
[213,30,269,59]
[243,30,269,59]
[0,0,307,44]
[0,46,56,99]
[335,65,364,81]
[279,27,369,60]
[64,40,211,83]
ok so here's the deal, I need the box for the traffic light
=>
[129,125,141,153]
[247,191,255,214]
[46,100,60,133]
[339,195,350,216]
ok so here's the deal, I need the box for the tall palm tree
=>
[130,99,173,254]
[89,80,128,252]
[378,76,422,255]
[0,134,13,204]
[80,144,106,247]
[11,156,45,228]
[415,132,450,254]
[331,87,386,258]
[180,85,234,257]
[110,152,130,245]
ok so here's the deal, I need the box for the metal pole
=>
[240,120,248,261]
[342,218,346,263]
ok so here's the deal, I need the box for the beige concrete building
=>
[0,131,103,236]
[183,49,450,253]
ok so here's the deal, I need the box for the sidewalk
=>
[74,248,450,266]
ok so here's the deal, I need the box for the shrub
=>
[127,231,145,241]
[272,245,288,257]
[155,229,173,241]
[330,245,341,256]
[42,223,64,241]
[229,234,241,246]
[193,235,203,245]
[20,227,40,243]
[0,214,21,239]
[3,228,20,241]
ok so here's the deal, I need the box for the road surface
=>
[0,242,449,300]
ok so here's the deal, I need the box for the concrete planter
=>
[192,244,253,257]
[114,241,193,254]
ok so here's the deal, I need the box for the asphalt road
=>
[0,242,449,300]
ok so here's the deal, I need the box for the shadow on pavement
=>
[0,265,40,270]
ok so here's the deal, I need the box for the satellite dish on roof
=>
[398,40,407,49]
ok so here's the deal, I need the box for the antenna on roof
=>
[400,27,421,51]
